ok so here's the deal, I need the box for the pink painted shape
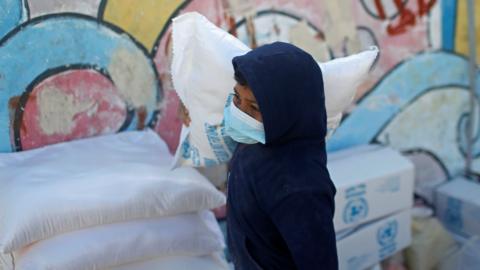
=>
[154,86,182,154]
[153,0,226,153]
[20,69,127,150]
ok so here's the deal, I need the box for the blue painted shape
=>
[441,0,457,51]
[0,15,159,152]
[0,0,28,39]
[327,51,478,152]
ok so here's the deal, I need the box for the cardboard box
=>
[435,177,480,238]
[336,209,412,270]
[328,146,415,232]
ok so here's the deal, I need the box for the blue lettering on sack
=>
[220,119,238,154]
[377,220,398,259]
[181,140,200,166]
[343,184,369,224]
[204,158,218,167]
[181,140,191,159]
[205,123,231,164]
[221,95,238,154]
[190,144,200,166]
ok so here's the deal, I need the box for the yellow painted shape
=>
[102,0,184,51]
[455,0,480,63]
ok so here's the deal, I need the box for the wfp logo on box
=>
[377,220,398,259]
[343,184,369,224]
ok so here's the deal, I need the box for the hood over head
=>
[232,42,326,145]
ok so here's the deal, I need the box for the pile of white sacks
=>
[0,130,228,270]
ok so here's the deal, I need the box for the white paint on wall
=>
[38,86,95,135]
[27,0,102,18]
[427,0,442,49]
[108,46,156,108]
[376,87,475,176]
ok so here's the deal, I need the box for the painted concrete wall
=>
[1,0,479,185]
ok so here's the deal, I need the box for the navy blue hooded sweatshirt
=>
[226,42,338,270]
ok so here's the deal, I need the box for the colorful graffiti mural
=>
[360,0,437,36]
[230,0,479,185]
[0,13,160,152]
[0,0,28,38]
[0,0,479,186]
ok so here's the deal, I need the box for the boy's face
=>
[233,83,263,123]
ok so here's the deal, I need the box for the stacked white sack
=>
[0,130,228,269]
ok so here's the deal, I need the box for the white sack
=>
[320,47,379,131]
[171,12,249,168]
[0,130,226,252]
[10,211,224,270]
[171,12,378,168]
[109,253,229,270]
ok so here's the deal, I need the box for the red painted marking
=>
[20,69,127,150]
[386,0,416,36]
[379,0,437,36]
[418,0,436,17]
[374,0,387,20]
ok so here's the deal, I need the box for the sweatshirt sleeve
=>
[268,189,338,270]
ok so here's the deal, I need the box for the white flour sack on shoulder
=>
[320,46,379,137]
[171,12,378,168]
[171,12,250,168]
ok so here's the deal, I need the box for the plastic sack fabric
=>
[171,12,249,168]
[0,130,226,253]
[109,253,229,270]
[0,254,230,270]
[171,12,378,168]
[319,46,379,132]
[2,211,224,270]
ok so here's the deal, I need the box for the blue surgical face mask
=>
[224,94,266,144]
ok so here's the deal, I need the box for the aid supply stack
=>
[171,12,379,168]
[432,177,480,269]
[0,130,228,270]
[327,145,415,270]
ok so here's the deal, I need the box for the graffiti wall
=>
[0,0,479,186]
